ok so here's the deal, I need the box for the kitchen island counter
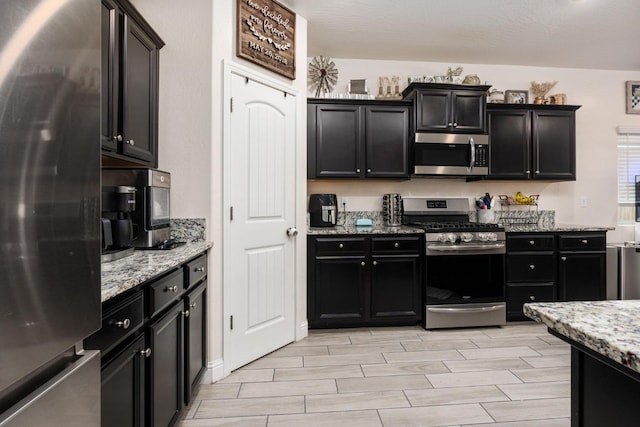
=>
[101,241,212,302]
[525,300,640,426]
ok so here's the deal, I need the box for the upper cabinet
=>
[488,104,580,180]
[101,0,164,168]
[307,99,412,179]
[402,83,490,134]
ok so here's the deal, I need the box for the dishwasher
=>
[607,243,640,300]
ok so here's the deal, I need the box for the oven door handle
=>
[468,136,475,172]
[427,304,504,314]
[427,243,505,252]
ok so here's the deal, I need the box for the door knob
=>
[286,227,298,237]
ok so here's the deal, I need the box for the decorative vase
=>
[533,96,547,105]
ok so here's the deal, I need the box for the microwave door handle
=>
[468,136,475,172]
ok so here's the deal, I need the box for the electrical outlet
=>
[580,196,587,208]
[341,197,348,207]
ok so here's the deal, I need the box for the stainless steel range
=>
[403,197,506,329]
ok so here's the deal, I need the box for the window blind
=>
[617,129,640,223]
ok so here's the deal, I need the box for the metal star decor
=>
[308,56,338,97]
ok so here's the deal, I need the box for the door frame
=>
[221,61,307,377]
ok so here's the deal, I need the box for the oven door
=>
[425,252,505,329]
[414,133,488,176]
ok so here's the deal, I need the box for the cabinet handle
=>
[194,267,205,272]
[448,122,453,127]
[189,303,197,309]
[581,239,588,244]
[140,348,152,358]
[529,264,535,270]
[339,243,344,249]
[525,170,531,174]
[182,310,190,318]
[126,139,135,146]
[529,295,536,301]
[394,242,399,248]
[164,285,178,293]
[453,122,458,127]
[367,168,372,173]
[535,170,540,174]
[114,318,130,329]
[373,261,378,266]
[361,261,366,266]
[561,256,567,261]
[112,134,123,142]
[356,168,361,173]
[529,240,535,245]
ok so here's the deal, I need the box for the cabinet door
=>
[101,334,146,427]
[488,109,531,179]
[532,110,576,180]
[310,257,367,327]
[365,106,410,178]
[314,104,363,178]
[122,15,158,165]
[558,253,605,301]
[370,255,421,322]
[101,0,119,152]
[147,303,184,427]
[184,282,206,405]
[416,90,451,131]
[451,91,486,133]
[506,283,555,321]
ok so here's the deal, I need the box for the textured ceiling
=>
[285,0,640,71]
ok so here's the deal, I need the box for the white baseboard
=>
[202,358,225,384]
[297,319,308,341]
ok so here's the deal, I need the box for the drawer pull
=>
[140,348,152,358]
[194,267,205,272]
[529,240,535,245]
[114,318,130,329]
[361,261,366,267]
[561,256,567,261]
[373,261,378,266]
[165,285,178,293]
[182,310,190,318]
[581,239,588,244]
[529,264,535,270]
[529,295,536,301]
[189,303,197,309]
[339,243,344,249]
[394,242,399,248]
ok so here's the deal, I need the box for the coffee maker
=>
[101,186,136,262]
[309,194,338,227]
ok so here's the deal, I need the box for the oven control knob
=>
[478,233,488,242]
[436,233,448,243]
[447,233,457,243]
[487,233,498,242]
[460,233,473,243]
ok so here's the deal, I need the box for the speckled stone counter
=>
[525,300,640,424]
[524,300,640,374]
[101,241,212,302]
[504,224,613,233]
[308,224,424,235]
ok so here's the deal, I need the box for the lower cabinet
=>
[308,234,423,328]
[86,252,208,427]
[558,233,606,301]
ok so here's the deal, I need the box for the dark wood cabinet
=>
[307,99,411,179]
[488,104,579,180]
[86,252,208,427]
[101,0,164,168]
[401,83,490,134]
[307,234,423,328]
[558,233,606,301]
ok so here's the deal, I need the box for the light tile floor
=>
[179,322,571,426]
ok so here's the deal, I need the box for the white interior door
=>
[223,70,297,373]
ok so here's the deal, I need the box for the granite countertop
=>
[101,241,212,302]
[504,224,613,233]
[524,300,640,374]
[308,224,424,235]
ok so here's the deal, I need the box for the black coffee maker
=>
[101,186,136,261]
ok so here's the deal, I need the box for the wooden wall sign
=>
[237,0,296,80]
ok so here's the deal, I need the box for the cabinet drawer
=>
[558,234,605,251]
[85,291,144,355]
[507,234,555,251]
[314,237,366,256]
[147,268,185,318]
[185,254,207,289]
[507,283,555,319]
[371,236,422,254]
[507,253,555,282]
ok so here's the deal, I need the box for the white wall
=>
[308,58,640,243]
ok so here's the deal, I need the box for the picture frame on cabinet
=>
[505,90,528,104]
[626,81,640,114]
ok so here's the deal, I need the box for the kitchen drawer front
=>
[507,253,555,282]
[507,234,555,252]
[85,291,144,355]
[147,268,185,318]
[558,233,605,251]
[507,283,555,319]
[371,235,422,255]
[314,236,366,256]
[185,254,207,289]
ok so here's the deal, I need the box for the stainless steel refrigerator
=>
[0,0,101,425]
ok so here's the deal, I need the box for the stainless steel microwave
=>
[413,133,489,176]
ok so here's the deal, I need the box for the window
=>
[617,127,640,223]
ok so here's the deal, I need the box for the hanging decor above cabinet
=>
[308,56,338,97]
